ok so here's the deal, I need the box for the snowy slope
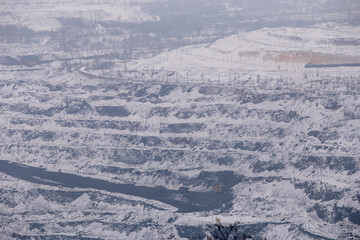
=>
[0,61,359,238]
[123,24,360,82]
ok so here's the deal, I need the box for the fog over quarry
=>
[0,0,360,239]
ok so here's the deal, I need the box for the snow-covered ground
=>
[0,60,359,238]
[0,0,159,32]
[119,24,360,84]
[0,2,359,239]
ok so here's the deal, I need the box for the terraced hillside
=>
[0,63,359,239]
[1,0,360,238]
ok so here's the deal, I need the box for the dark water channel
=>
[0,160,234,213]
